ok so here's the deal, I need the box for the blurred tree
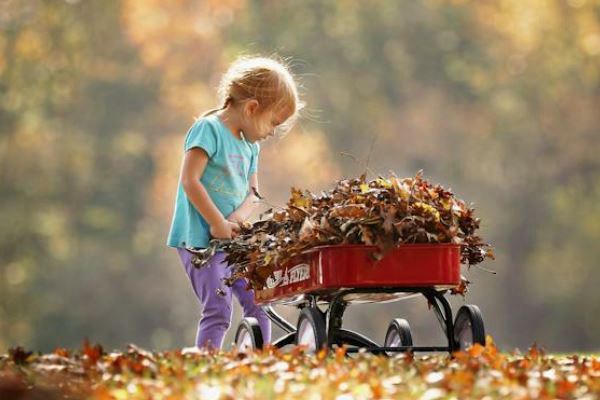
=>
[1,0,598,352]
[0,0,185,352]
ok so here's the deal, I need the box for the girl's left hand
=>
[226,213,243,225]
[228,221,241,237]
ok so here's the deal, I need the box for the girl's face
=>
[241,101,293,143]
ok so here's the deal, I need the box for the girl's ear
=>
[244,99,260,117]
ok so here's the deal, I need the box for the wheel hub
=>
[297,319,317,352]
[237,330,254,351]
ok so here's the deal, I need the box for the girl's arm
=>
[181,148,239,239]
[227,172,260,224]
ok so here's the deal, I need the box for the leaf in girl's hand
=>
[251,186,263,199]
[240,221,253,230]
[189,246,216,268]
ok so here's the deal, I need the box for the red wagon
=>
[234,244,486,355]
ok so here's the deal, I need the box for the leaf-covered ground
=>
[0,338,598,399]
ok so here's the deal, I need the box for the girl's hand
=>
[209,219,240,239]
[228,220,242,236]
[226,212,244,225]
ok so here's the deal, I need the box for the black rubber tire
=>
[296,307,328,353]
[384,318,414,351]
[235,317,264,351]
[453,305,485,351]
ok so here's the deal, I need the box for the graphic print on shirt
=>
[206,154,248,200]
[228,154,246,178]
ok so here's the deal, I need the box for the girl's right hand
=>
[209,219,240,240]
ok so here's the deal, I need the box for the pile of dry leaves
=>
[192,171,494,292]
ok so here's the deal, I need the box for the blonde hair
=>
[201,55,304,135]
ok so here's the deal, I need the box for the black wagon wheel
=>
[453,305,485,351]
[296,307,327,354]
[235,317,264,352]
[384,318,413,355]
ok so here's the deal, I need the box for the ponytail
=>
[199,95,234,118]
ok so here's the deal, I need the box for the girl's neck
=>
[215,108,244,140]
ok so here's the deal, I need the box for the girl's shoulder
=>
[183,115,223,156]
[186,115,224,141]
[192,114,220,130]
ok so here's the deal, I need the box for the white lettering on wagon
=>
[266,264,310,288]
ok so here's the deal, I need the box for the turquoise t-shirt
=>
[166,114,260,249]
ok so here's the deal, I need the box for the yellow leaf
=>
[317,348,328,361]
[440,197,452,211]
[376,178,392,189]
[398,183,411,201]
[263,254,272,266]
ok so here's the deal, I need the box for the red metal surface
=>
[255,244,461,305]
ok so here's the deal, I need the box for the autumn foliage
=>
[1,338,598,399]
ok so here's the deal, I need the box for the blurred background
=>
[1,0,599,354]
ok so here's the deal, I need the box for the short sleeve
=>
[184,118,219,158]
[249,142,260,175]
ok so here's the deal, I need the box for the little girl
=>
[167,55,303,350]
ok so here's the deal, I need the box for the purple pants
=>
[177,248,271,350]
